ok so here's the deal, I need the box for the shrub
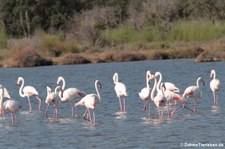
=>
[71,6,122,48]
[195,50,225,62]
[54,53,91,65]
[16,47,52,67]
[37,32,79,57]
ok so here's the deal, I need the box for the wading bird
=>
[75,80,102,125]
[17,77,42,112]
[0,84,22,125]
[113,72,128,113]
[57,76,86,117]
[210,70,220,106]
[182,77,205,112]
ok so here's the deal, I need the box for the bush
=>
[71,6,122,48]
[54,53,91,65]
[37,32,79,57]
[195,50,225,62]
[16,47,52,67]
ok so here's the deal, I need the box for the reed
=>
[101,20,225,45]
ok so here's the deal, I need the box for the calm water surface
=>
[0,59,225,149]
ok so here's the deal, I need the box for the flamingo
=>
[163,87,183,118]
[182,77,205,112]
[113,72,128,113]
[17,77,42,112]
[151,74,166,119]
[0,84,22,125]
[155,71,180,93]
[210,70,220,106]
[0,87,11,99]
[56,76,86,117]
[138,70,152,118]
[75,80,102,125]
[45,86,63,120]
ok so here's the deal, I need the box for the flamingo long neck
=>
[146,72,150,89]
[156,72,162,92]
[211,70,216,79]
[113,73,119,84]
[95,82,101,100]
[19,78,26,98]
[58,77,66,90]
[151,78,157,101]
[196,78,203,88]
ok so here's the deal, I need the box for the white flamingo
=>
[155,71,180,93]
[151,74,166,119]
[210,70,220,106]
[75,80,102,125]
[113,72,128,113]
[0,87,11,99]
[57,76,86,117]
[0,84,22,125]
[182,77,205,112]
[138,70,152,118]
[17,77,42,112]
[45,86,63,120]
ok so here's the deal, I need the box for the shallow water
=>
[0,59,225,148]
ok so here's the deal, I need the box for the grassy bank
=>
[0,20,225,67]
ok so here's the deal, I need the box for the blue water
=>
[0,59,224,149]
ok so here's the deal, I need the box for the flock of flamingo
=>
[0,69,220,125]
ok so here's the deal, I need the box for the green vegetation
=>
[1,0,225,67]
[102,20,225,44]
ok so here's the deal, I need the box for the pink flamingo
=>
[17,77,42,112]
[0,87,11,99]
[155,71,180,93]
[0,84,22,125]
[210,70,220,106]
[138,70,152,118]
[113,72,128,113]
[45,86,63,120]
[57,76,86,117]
[182,77,205,112]
[75,80,102,125]
[151,74,166,119]
[163,88,183,118]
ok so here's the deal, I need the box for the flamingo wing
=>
[210,79,220,92]
[165,82,180,93]
[23,86,38,96]
[115,82,128,97]
[139,87,151,101]
[3,99,22,113]
[164,90,183,102]
[75,94,98,109]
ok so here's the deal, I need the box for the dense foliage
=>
[1,0,225,38]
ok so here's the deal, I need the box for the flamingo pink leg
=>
[14,113,18,124]
[216,94,218,106]
[45,104,49,118]
[92,110,95,125]
[148,101,151,118]
[55,106,58,118]
[194,98,197,112]
[143,101,148,111]
[87,108,92,124]
[36,96,42,110]
[10,113,14,125]
[213,92,218,106]
[70,101,75,117]
[82,109,89,121]
[123,97,126,112]
[27,96,32,112]
[118,97,123,112]
[167,104,170,118]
